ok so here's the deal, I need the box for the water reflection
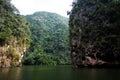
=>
[0,66,120,80]
[1,68,9,73]
[0,67,22,80]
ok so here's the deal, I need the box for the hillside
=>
[23,12,70,65]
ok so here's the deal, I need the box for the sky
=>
[11,0,73,17]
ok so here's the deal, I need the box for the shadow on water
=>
[0,65,120,80]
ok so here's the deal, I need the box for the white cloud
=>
[11,0,73,17]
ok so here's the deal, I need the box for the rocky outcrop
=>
[69,0,120,68]
[0,39,27,67]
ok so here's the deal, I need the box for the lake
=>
[0,65,120,80]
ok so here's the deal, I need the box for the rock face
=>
[0,37,30,68]
[0,44,26,67]
[69,0,120,68]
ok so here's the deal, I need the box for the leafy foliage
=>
[0,0,31,47]
[23,12,70,65]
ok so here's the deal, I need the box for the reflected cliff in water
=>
[0,65,120,80]
[0,67,22,80]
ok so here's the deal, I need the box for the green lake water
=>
[0,65,120,80]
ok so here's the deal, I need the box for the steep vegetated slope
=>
[23,12,70,65]
[0,0,31,67]
[69,0,120,68]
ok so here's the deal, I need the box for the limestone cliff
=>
[0,0,31,67]
[69,0,120,68]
